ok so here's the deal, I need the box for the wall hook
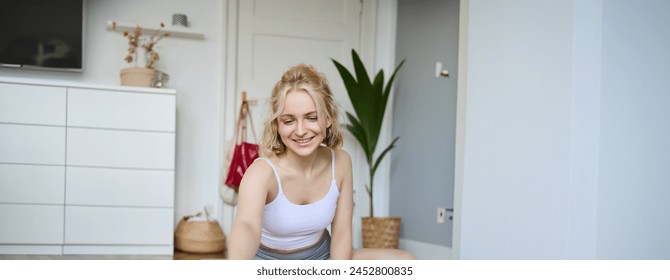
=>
[435,62,450,78]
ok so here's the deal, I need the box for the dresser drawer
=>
[64,206,173,245]
[0,83,66,126]
[0,204,64,244]
[66,167,174,207]
[66,128,175,169]
[0,124,66,165]
[67,88,175,132]
[0,164,65,204]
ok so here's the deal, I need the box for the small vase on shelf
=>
[120,67,154,87]
[120,48,154,87]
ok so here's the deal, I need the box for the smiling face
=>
[277,89,331,157]
[260,64,343,158]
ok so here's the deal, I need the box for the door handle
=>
[445,208,454,220]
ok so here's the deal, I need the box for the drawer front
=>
[0,124,66,165]
[66,128,175,169]
[64,206,173,245]
[67,88,175,132]
[66,167,174,207]
[0,204,64,244]
[0,164,65,204]
[0,83,66,126]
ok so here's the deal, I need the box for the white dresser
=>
[0,77,176,256]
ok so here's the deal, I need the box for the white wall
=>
[456,0,670,259]
[597,0,670,259]
[458,0,574,259]
[567,0,601,260]
[0,0,225,225]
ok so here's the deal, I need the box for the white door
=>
[237,0,362,108]
[224,0,370,247]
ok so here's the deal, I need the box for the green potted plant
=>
[332,49,404,248]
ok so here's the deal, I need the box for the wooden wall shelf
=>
[107,21,204,40]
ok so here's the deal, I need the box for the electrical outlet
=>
[437,207,447,224]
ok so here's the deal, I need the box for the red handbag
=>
[224,97,259,190]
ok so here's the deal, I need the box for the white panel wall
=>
[458,0,574,259]
[597,0,670,259]
[567,0,601,259]
[457,0,670,259]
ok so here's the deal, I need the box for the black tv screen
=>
[0,0,84,71]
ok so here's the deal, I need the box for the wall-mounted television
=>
[0,0,84,72]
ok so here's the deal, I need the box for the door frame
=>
[217,0,386,248]
[453,0,469,260]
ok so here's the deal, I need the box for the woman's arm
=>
[227,161,273,259]
[330,150,353,259]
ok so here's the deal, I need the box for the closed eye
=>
[306,112,318,121]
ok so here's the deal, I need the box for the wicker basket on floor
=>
[174,216,226,254]
[362,217,401,249]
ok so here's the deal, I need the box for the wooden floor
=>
[0,249,226,260]
[173,248,226,260]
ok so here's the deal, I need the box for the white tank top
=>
[256,149,340,251]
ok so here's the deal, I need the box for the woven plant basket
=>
[361,217,401,249]
[174,216,226,254]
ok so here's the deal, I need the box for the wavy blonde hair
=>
[260,64,343,157]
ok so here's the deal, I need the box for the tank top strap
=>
[330,148,335,180]
[255,157,283,193]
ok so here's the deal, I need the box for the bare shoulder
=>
[331,148,352,189]
[235,158,277,223]
[245,158,275,176]
[333,148,352,166]
[239,158,277,192]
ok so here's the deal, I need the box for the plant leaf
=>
[367,70,385,153]
[331,49,405,212]
[350,50,376,139]
[372,137,399,176]
[352,49,372,89]
[333,57,373,136]
[378,59,405,136]
[331,58,364,115]
[345,112,372,165]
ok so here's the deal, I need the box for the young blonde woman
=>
[228,64,414,260]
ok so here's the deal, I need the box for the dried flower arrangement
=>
[112,21,169,69]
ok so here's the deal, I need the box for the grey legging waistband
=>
[254,231,331,260]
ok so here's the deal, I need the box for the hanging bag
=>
[219,137,239,205]
[224,94,259,191]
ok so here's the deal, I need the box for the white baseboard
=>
[398,238,453,260]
